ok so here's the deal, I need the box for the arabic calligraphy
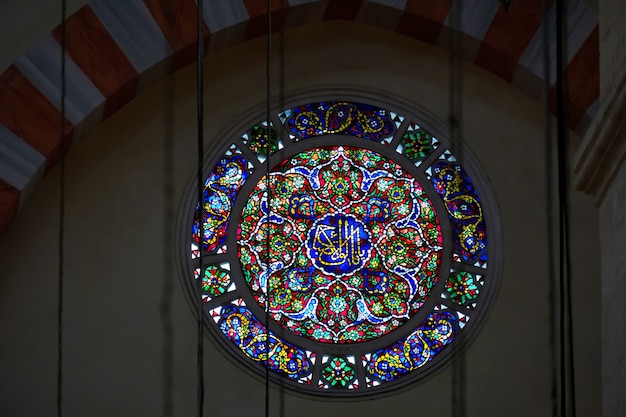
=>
[308,214,371,276]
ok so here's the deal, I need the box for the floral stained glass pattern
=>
[445,271,480,306]
[363,308,460,383]
[279,101,403,142]
[192,145,251,254]
[183,99,498,396]
[397,122,439,166]
[238,146,443,343]
[212,301,313,382]
[428,159,487,264]
[320,356,358,389]
[196,263,236,301]
[242,122,279,158]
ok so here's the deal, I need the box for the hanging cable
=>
[541,0,558,416]
[160,46,176,417]
[448,2,465,417]
[555,1,576,415]
[57,1,67,416]
[264,1,273,416]
[448,1,464,164]
[196,1,205,416]
[275,8,287,416]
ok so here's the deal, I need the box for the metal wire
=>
[57,0,66,416]
[196,1,205,416]
[448,2,466,417]
[160,54,176,417]
[264,1,273,416]
[555,1,576,415]
[541,1,558,416]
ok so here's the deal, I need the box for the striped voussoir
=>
[0,0,599,235]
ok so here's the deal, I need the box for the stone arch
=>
[0,0,599,233]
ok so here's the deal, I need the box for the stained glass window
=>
[180,100,500,396]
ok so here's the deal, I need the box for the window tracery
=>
[180,99,499,396]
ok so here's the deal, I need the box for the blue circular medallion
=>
[307,213,372,277]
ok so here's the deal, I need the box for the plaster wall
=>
[597,2,626,415]
[599,161,626,416]
[0,0,88,74]
[599,0,626,100]
[0,23,601,417]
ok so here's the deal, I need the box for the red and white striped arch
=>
[0,0,599,234]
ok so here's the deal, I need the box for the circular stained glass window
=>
[179,100,500,396]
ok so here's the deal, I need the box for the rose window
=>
[239,146,442,343]
[179,99,500,396]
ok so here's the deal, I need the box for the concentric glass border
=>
[177,94,502,397]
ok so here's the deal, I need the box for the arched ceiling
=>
[0,0,599,234]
